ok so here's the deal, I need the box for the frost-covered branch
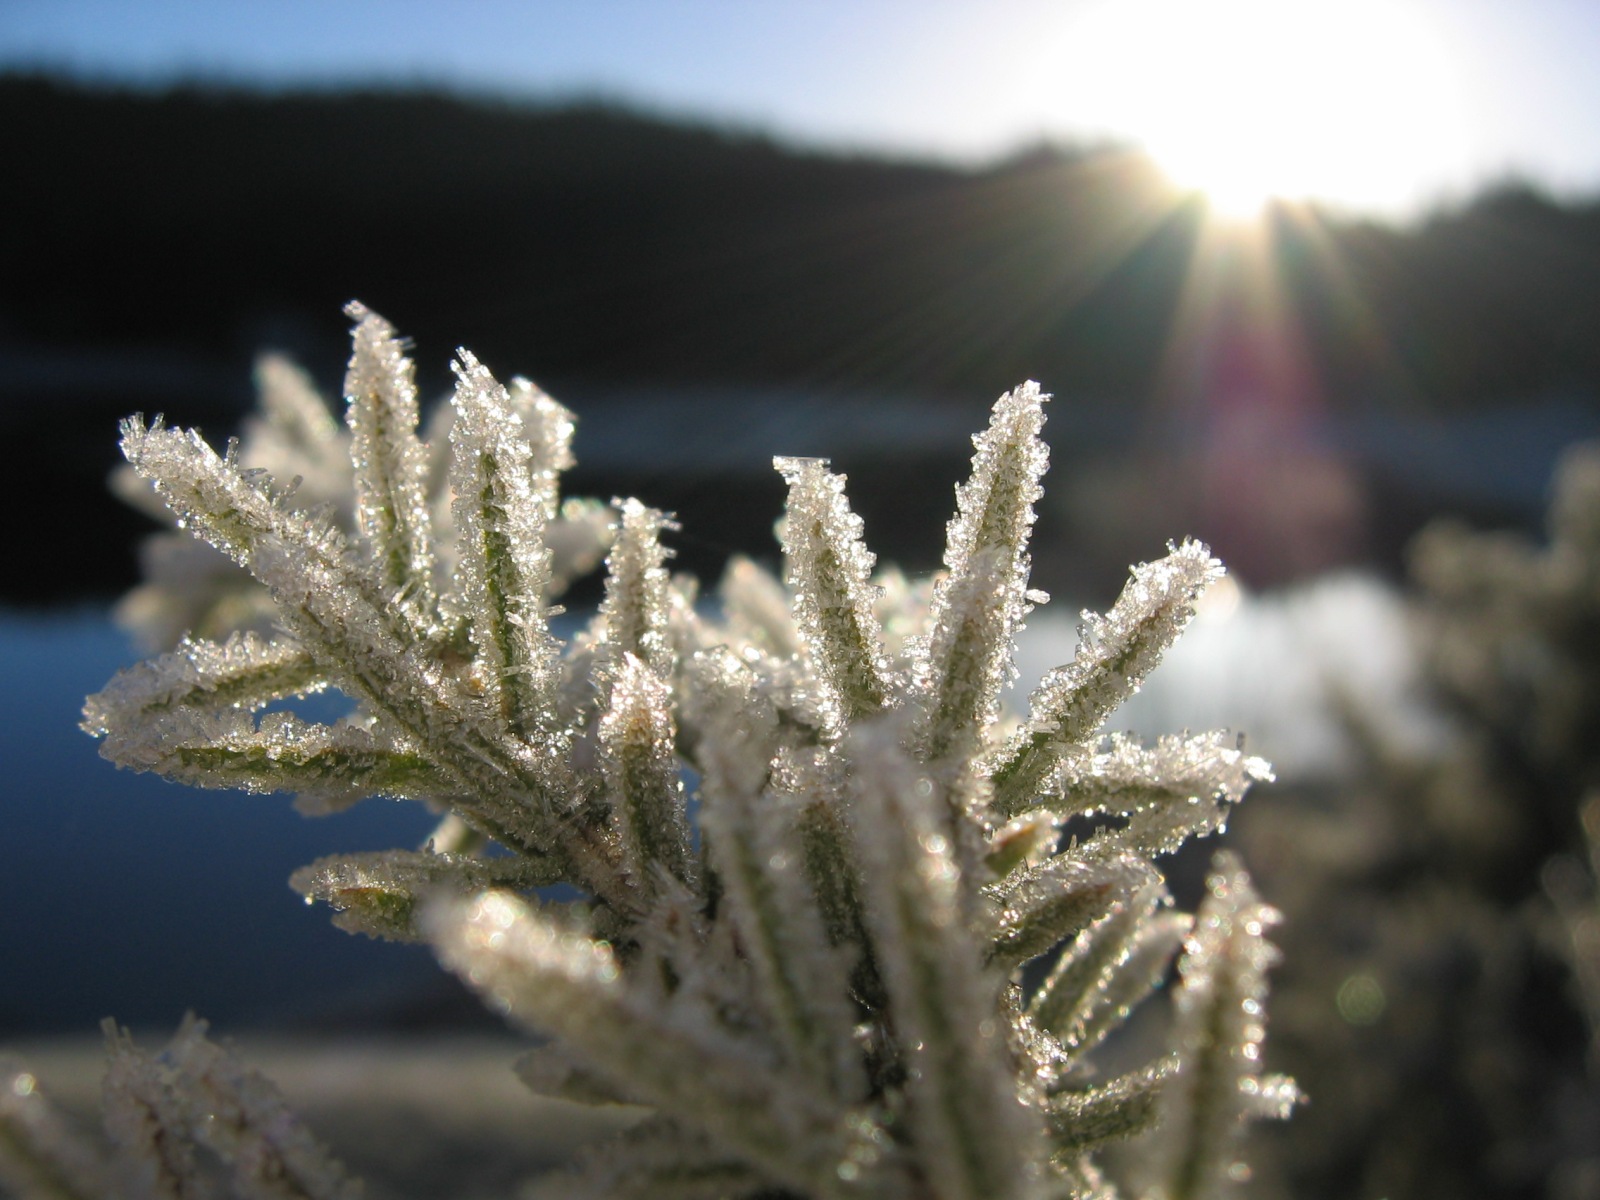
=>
[75,305,1291,1199]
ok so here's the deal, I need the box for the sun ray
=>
[1135,200,1377,583]
[1268,203,1430,410]
[790,148,1188,392]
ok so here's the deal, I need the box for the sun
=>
[1052,0,1468,219]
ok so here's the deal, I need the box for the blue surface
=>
[0,609,445,1033]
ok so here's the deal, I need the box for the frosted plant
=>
[1227,442,1600,1200]
[1553,793,1600,1073]
[3,1017,356,1200]
[1413,443,1600,1077]
[63,304,1292,1199]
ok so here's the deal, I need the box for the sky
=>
[3,0,1599,218]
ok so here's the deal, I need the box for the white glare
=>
[1055,0,1468,217]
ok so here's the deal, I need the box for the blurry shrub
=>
[1239,445,1600,1200]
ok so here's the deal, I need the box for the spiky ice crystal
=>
[54,304,1293,1199]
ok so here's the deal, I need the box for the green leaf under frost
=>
[449,348,565,743]
[291,849,566,941]
[990,540,1223,818]
[597,499,678,678]
[1147,852,1297,1200]
[599,653,694,896]
[1029,882,1188,1060]
[986,853,1156,970]
[700,780,865,1106]
[1046,1057,1176,1156]
[426,890,901,1200]
[102,1015,358,1200]
[94,705,446,811]
[775,457,895,728]
[83,632,322,735]
[915,382,1050,768]
[1066,733,1273,861]
[343,301,437,627]
[843,722,1046,1200]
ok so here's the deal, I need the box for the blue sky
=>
[4,0,1598,216]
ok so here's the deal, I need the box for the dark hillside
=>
[1277,186,1600,407]
[7,77,1600,406]
[0,75,1183,400]
[4,76,1600,602]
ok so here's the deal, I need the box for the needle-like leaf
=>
[83,307,1290,1200]
[343,301,438,627]
[991,540,1222,818]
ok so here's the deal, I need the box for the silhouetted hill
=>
[0,74,1188,402]
[1278,183,1600,407]
[4,76,1600,602]
[7,75,1600,407]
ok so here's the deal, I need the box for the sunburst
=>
[1054,0,1468,219]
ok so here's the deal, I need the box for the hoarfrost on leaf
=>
[99,1015,359,1200]
[76,304,1292,1200]
[914,381,1050,769]
[776,456,895,728]
[1144,852,1298,1200]
[990,539,1223,819]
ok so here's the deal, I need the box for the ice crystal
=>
[69,305,1294,1200]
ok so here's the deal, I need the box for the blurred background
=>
[3,2,1600,1196]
